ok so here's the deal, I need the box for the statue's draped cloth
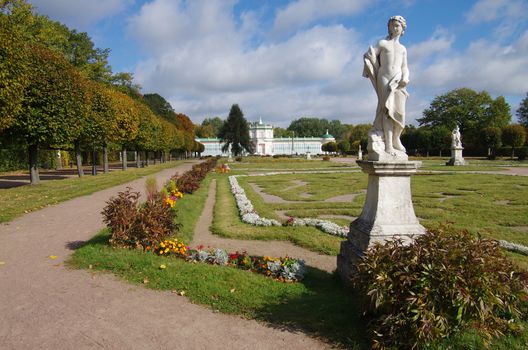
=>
[362,46,408,131]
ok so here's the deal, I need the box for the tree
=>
[218,104,254,156]
[201,117,223,137]
[322,142,337,154]
[143,93,174,121]
[195,124,215,138]
[106,89,140,170]
[481,126,502,158]
[0,12,29,132]
[273,127,293,138]
[337,140,350,154]
[429,126,451,157]
[418,88,513,152]
[346,124,371,151]
[288,117,328,137]
[517,93,528,128]
[418,88,493,131]
[502,124,526,159]
[12,45,87,184]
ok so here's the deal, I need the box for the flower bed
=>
[153,240,305,282]
[228,175,349,237]
[229,176,281,226]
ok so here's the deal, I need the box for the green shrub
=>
[354,225,528,349]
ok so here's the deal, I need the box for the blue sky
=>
[28,0,528,127]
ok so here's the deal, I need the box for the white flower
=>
[228,175,348,236]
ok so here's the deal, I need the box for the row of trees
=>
[197,88,528,159]
[0,1,201,184]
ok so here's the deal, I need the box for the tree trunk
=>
[136,150,141,168]
[160,151,163,163]
[146,151,150,166]
[28,144,40,185]
[153,151,157,165]
[75,140,84,177]
[91,144,98,176]
[122,147,127,171]
[103,143,109,173]
[511,147,515,160]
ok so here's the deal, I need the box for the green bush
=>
[517,147,527,161]
[354,225,528,349]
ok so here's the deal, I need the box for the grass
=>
[69,231,528,349]
[174,175,213,242]
[68,230,368,349]
[0,160,190,223]
[67,157,528,349]
[212,174,343,255]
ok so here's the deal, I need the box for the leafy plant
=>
[354,225,528,349]
[101,187,179,249]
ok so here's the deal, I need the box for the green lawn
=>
[69,158,528,348]
[0,160,191,223]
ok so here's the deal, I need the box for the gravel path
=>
[0,161,329,350]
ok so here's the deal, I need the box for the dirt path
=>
[0,162,329,350]
[191,180,337,273]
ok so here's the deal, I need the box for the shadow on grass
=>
[72,231,370,349]
[253,267,370,350]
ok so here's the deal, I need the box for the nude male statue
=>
[452,125,462,148]
[363,15,409,158]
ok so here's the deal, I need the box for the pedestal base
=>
[446,147,467,166]
[337,160,426,285]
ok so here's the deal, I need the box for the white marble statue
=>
[363,15,409,160]
[451,125,462,148]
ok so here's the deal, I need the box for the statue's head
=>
[387,15,406,38]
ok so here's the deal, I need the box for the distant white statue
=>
[358,144,363,160]
[451,125,462,148]
[363,15,409,160]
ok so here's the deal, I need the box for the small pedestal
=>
[337,160,426,285]
[446,147,467,166]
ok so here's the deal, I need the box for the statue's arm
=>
[400,47,409,87]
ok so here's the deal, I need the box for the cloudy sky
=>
[29,0,528,127]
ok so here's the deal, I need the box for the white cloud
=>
[126,0,527,127]
[412,31,528,96]
[29,0,132,30]
[466,0,525,24]
[271,0,373,38]
[129,0,369,126]
[407,28,454,62]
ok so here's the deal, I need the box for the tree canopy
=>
[218,104,254,156]
[418,88,511,131]
[517,93,528,128]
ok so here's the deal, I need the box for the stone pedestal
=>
[337,160,426,285]
[446,147,467,166]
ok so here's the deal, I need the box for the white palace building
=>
[196,118,335,157]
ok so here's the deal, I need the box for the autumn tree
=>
[106,89,140,170]
[219,104,254,156]
[0,11,29,132]
[11,45,86,184]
